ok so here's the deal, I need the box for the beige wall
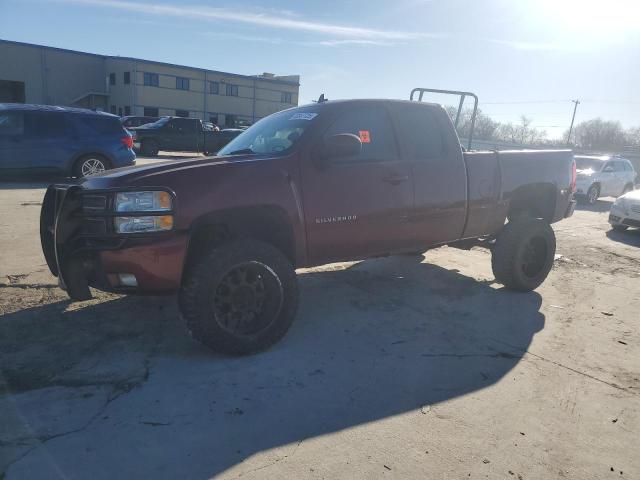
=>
[105,58,137,115]
[0,42,106,106]
[130,61,299,125]
[1,41,300,126]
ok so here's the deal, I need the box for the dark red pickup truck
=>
[41,89,576,355]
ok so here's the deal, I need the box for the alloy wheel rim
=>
[81,158,106,176]
[588,187,598,203]
[211,261,283,336]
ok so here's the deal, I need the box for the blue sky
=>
[1,0,639,138]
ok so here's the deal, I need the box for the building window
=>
[143,72,159,87]
[124,72,130,84]
[118,107,123,116]
[176,77,190,90]
[209,114,219,125]
[143,107,159,117]
[281,92,292,103]
[110,105,117,114]
[226,84,238,96]
[175,109,189,118]
[124,106,131,116]
[209,81,219,94]
[109,73,116,86]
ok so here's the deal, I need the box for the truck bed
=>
[462,149,574,238]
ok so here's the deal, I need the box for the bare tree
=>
[444,106,498,141]
[568,118,626,150]
[625,126,640,147]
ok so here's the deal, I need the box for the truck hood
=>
[80,155,259,189]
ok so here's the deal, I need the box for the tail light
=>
[121,135,134,149]
[570,159,576,193]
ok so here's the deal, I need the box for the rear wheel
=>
[73,155,109,177]
[141,139,159,157]
[491,217,556,291]
[621,183,633,196]
[179,239,299,355]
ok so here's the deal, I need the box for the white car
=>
[609,188,640,231]
[575,155,636,204]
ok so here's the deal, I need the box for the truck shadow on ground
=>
[1,255,544,479]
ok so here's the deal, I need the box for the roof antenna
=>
[317,93,328,103]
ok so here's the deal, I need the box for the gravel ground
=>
[0,169,639,479]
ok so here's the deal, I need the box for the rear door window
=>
[23,112,68,138]
[172,118,198,133]
[391,104,444,160]
[0,111,24,136]
[323,105,397,163]
[75,115,123,136]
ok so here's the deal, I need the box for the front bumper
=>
[40,185,187,300]
[609,204,640,228]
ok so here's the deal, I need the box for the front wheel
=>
[491,217,556,292]
[586,184,600,204]
[179,239,299,355]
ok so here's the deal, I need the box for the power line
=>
[482,100,572,105]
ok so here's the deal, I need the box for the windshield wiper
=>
[227,148,255,155]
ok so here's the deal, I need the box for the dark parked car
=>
[130,117,242,156]
[42,90,576,355]
[0,104,135,177]
[121,115,159,130]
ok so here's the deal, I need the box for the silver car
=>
[609,188,640,231]
[575,155,636,204]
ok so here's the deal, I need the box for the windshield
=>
[142,117,170,128]
[575,157,604,171]
[218,108,320,156]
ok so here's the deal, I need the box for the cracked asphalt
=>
[1,167,639,479]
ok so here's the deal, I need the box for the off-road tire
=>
[179,239,299,355]
[141,139,159,157]
[491,217,556,292]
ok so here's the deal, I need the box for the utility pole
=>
[566,99,580,147]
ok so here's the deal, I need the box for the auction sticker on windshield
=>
[289,113,318,121]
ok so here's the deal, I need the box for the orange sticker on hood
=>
[359,130,371,143]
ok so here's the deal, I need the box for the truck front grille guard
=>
[410,88,479,151]
[40,185,176,298]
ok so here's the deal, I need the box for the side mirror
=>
[316,134,362,167]
[603,166,614,173]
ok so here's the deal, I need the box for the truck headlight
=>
[115,191,172,212]
[115,215,174,233]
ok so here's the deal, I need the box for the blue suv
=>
[0,104,135,177]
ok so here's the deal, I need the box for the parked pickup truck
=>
[41,89,576,355]
[130,117,241,156]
